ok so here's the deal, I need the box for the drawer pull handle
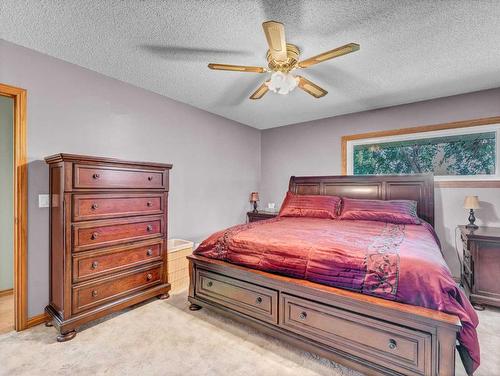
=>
[92,173,100,179]
[91,203,98,210]
[207,281,213,287]
[388,339,397,350]
[146,201,153,207]
[147,176,153,181]
[255,297,263,305]
[147,273,153,281]
[299,311,307,320]
[92,290,98,297]
[146,225,153,232]
[146,249,153,256]
[91,232,99,240]
[91,261,99,269]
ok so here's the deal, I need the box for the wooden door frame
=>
[0,83,28,331]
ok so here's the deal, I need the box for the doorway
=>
[0,95,14,333]
[0,83,28,331]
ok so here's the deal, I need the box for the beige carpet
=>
[0,291,498,375]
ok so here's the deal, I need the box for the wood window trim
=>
[0,83,31,330]
[341,116,500,188]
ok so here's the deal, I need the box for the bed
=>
[187,174,479,375]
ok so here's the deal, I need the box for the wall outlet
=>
[38,194,50,208]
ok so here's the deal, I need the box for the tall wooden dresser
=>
[45,154,172,341]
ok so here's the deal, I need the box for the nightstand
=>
[247,211,278,223]
[459,225,500,309]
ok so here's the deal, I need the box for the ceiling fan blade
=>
[298,43,360,68]
[208,63,266,73]
[262,21,287,61]
[249,81,270,100]
[296,76,328,98]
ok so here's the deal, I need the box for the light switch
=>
[38,194,50,208]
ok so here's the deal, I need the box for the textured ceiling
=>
[1,1,500,129]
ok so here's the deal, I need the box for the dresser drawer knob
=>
[207,281,213,287]
[146,249,153,256]
[91,261,99,269]
[147,176,153,181]
[91,203,99,210]
[92,173,100,180]
[255,297,263,305]
[146,201,153,207]
[146,225,153,232]
[147,273,153,281]
[299,311,307,320]
[388,339,397,350]
[91,232,99,240]
[92,290,98,297]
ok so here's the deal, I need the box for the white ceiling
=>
[1,1,500,129]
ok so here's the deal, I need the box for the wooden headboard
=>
[289,174,435,227]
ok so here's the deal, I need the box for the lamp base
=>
[466,209,478,230]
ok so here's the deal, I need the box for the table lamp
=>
[250,192,259,213]
[464,195,480,229]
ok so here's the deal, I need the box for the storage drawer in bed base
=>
[188,256,461,376]
[194,269,278,324]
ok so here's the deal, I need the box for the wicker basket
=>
[167,239,194,293]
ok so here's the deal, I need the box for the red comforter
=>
[194,217,480,373]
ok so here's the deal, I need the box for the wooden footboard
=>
[188,255,461,376]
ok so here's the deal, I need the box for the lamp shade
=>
[250,192,259,202]
[464,195,480,209]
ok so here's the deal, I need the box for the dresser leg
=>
[189,303,202,311]
[57,330,77,342]
[473,303,486,311]
[157,293,169,300]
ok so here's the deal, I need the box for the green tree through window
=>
[353,132,496,176]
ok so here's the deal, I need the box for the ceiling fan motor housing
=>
[266,43,300,72]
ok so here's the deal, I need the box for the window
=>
[345,123,500,181]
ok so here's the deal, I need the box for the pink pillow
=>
[279,192,341,219]
[339,198,420,225]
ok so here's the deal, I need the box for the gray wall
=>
[0,95,14,291]
[2,38,499,317]
[261,88,500,277]
[0,40,261,316]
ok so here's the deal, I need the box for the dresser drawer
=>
[73,216,164,252]
[74,164,166,189]
[72,263,163,314]
[72,240,163,282]
[280,294,431,375]
[195,269,278,324]
[73,193,164,221]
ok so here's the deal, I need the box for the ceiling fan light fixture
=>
[207,21,359,100]
[265,71,299,95]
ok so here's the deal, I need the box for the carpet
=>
[0,292,361,376]
[0,291,498,375]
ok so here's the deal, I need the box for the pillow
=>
[339,198,420,225]
[279,191,341,219]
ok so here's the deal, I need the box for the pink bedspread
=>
[194,217,480,373]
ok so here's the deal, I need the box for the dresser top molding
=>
[459,225,500,241]
[44,153,173,169]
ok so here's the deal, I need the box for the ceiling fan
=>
[208,21,360,100]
